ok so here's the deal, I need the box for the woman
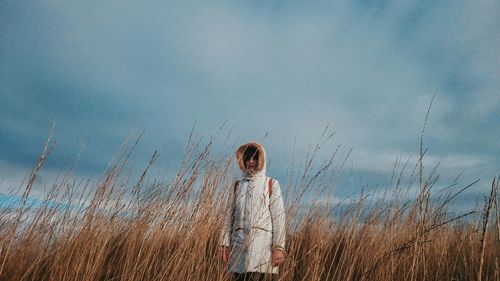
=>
[220,141,286,281]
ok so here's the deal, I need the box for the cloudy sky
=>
[1,0,499,209]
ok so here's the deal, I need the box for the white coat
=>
[220,142,286,274]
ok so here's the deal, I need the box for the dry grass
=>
[0,128,498,281]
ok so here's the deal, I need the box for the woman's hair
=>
[243,146,259,164]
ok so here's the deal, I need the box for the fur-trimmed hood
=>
[235,141,266,179]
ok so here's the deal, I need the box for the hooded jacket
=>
[220,142,286,274]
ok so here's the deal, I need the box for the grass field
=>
[0,129,498,281]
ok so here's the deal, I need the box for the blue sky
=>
[1,0,499,210]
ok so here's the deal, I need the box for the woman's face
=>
[245,156,258,170]
[244,149,259,171]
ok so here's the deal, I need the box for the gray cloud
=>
[1,0,498,208]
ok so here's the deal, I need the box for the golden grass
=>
[0,129,498,281]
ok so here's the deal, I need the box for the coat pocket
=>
[249,227,273,251]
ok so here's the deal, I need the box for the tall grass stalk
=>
[0,130,498,281]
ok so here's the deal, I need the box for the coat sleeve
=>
[220,181,235,247]
[269,179,286,251]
